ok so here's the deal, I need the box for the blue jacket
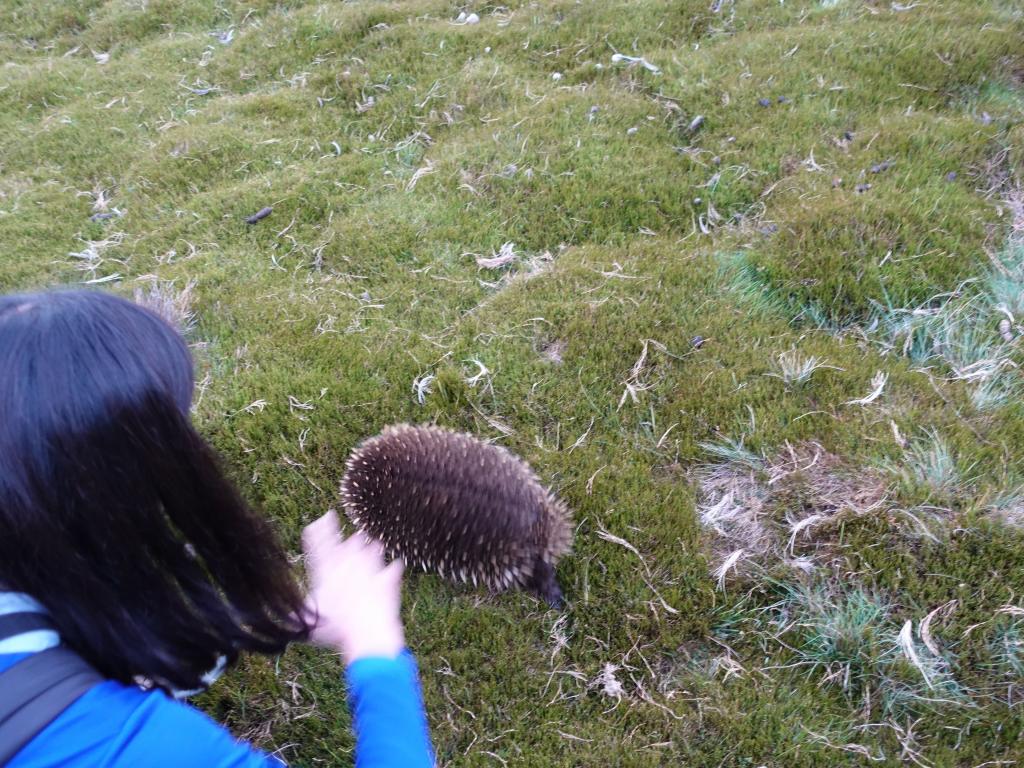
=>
[0,594,434,768]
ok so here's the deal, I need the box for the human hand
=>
[302,510,406,664]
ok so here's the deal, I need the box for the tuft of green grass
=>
[988,487,1024,528]
[867,221,1024,410]
[882,429,967,503]
[717,250,790,318]
[779,584,968,718]
[698,436,764,470]
[986,612,1024,679]
[793,586,892,693]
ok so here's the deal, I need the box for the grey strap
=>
[0,647,102,766]
[0,613,55,639]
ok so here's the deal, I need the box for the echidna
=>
[340,424,573,606]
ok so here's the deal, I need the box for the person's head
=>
[0,289,309,692]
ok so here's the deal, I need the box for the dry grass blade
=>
[801,726,887,762]
[898,620,934,690]
[845,371,888,406]
[767,350,844,386]
[920,601,957,657]
[713,548,746,590]
[476,241,517,269]
[406,159,435,192]
[595,525,678,613]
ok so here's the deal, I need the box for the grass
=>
[778,584,967,718]
[767,350,842,388]
[2,0,1024,765]
[882,428,967,504]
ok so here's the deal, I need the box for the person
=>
[0,289,434,767]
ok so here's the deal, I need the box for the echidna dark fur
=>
[340,424,573,607]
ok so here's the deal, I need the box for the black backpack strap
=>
[0,647,103,766]
[0,613,55,638]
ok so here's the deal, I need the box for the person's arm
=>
[303,512,435,768]
[346,651,433,768]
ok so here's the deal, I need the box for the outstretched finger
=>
[364,536,386,562]
[336,528,374,562]
[303,510,342,569]
[383,557,405,587]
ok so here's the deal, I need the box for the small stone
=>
[999,318,1014,342]
[691,335,705,349]
[711,155,721,165]
[832,177,843,188]
[626,126,638,136]
[855,183,872,194]
[465,12,480,24]
[870,160,894,174]
[980,111,992,125]
[777,95,789,104]
[945,171,957,182]
[758,97,771,107]
[687,114,705,133]
[693,197,703,205]
[484,46,491,53]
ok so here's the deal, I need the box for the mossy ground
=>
[2,1,1024,765]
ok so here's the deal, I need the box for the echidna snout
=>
[525,558,563,608]
[340,424,573,605]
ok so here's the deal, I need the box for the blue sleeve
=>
[8,681,283,768]
[345,650,434,768]
[107,690,285,767]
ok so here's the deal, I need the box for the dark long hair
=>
[0,290,309,692]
